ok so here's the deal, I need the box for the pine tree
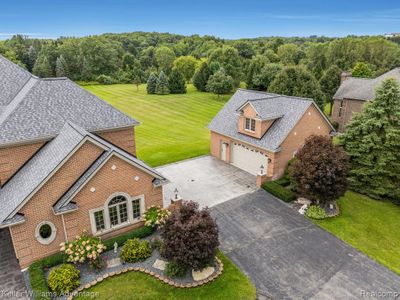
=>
[168,68,186,94]
[193,62,212,92]
[55,55,69,77]
[32,54,53,77]
[146,72,158,94]
[156,71,170,95]
[340,79,400,203]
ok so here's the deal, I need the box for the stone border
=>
[67,257,224,299]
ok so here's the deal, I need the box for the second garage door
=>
[231,142,268,175]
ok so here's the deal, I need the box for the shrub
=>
[103,226,154,249]
[47,264,80,296]
[290,135,348,204]
[143,206,171,228]
[306,205,328,219]
[150,237,164,251]
[161,201,219,271]
[164,261,187,278]
[96,74,116,85]
[262,181,296,202]
[120,238,152,263]
[61,233,106,265]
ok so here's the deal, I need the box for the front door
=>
[221,142,228,162]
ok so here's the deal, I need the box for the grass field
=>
[84,84,230,167]
[313,191,400,275]
[75,252,256,300]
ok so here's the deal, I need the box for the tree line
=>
[1,32,400,108]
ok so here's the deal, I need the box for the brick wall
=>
[98,127,136,156]
[331,98,365,132]
[0,141,45,187]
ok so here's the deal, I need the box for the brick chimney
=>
[340,71,352,83]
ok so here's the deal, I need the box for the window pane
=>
[119,203,128,223]
[132,199,141,219]
[94,210,105,231]
[109,195,127,206]
[109,206,119,226]
[245,118,250,130]
[251,119,256,131]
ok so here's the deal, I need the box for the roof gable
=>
[0,122,167,227]
[209,89,333,152]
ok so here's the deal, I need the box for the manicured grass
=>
[313,191,400,275]
[74,252,256,300]
[84,84,230,167]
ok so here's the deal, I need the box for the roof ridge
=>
[0,77,39,125]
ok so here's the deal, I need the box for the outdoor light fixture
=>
[174,188,179,200]
[260,165,264,175]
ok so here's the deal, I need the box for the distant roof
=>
[0,122,167,226]
[208,89,333,152]
[0,55,139,146]
[334,68,400,101]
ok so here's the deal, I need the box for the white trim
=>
[35,221,57,245]
[89,193,145,236]
[236,101,260,115]
[61,214,68,242]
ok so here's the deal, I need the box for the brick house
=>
[332,68,400,132]
[208,89,335,182]
[0,55,167,269]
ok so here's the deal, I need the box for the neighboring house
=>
[0,55,167,269]
[208,89,335,180]
[332,68,400,132]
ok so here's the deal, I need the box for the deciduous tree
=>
[206,68,234,97]
[173,55,197,82]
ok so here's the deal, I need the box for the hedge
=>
[29,226,154,299]
[262,181,296,202]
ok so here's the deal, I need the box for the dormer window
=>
[245,118,256,132]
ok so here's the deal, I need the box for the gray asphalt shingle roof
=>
[0,122,167,226]
[0,55,139,146]
[208,89,331,152]
[334,68,400,101]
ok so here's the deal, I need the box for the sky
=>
[1,0,400,40]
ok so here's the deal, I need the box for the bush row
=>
[29,226,154,300]
[262,181,296,202]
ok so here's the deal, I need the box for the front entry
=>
[231,142,268,175]
[221,142,228,162]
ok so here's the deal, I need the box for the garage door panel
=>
[231,143,268,175]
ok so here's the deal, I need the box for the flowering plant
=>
[60,232,106,268]
[143,205,171,228]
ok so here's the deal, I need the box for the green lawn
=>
[75,252,256,300]
[84,84,230,167]
[313,191,400,275]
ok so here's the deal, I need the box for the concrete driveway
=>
[157,156,257,208]
[212,190,400,299]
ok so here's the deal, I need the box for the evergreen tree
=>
[168,68,186,94]
[32,54,53,77]
[193,62,212,92]
[55,55,69,77]
[319,65,342,115]
[26,45,37,72]
[146,72,158,94]
[206,68,234,97]
[156,71,170,95]
[340,79,400,204]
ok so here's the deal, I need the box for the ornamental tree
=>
[161,201,219,270]
[289,135,348,204]
[340,79,400,203]
[206,68,234,97]
[168,68,186,94]
[156,71,170,95]
[146,72,158,94]
[193,61,212,92]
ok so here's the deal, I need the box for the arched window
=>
[108,195,128,226]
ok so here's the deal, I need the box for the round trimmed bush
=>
[47,264,80,295]
[306,205,328,220]
[120,238,152,263]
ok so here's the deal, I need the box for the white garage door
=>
[231,142,268,175]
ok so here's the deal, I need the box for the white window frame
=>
[35,221,57,245]
[245,118,256,132]
[89,193,145,236]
